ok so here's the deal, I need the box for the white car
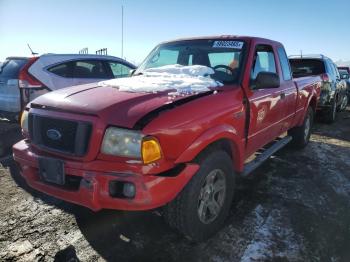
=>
[0,54,136,121]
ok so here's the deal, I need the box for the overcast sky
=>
[1,0,350,64]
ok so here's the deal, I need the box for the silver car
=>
[0,54,136,121]
[0,57,29,121]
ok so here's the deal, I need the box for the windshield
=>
[135,39,246,84]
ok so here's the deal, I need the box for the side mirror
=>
[255,72,280,89]
[129,69,136,76]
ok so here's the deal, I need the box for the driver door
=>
[246,45,287,156]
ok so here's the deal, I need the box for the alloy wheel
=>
[197,169,226,224]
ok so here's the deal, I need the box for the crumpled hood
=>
[31,65,222,129]
[31,82,214,129]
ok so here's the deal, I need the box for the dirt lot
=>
[0,108,350,262]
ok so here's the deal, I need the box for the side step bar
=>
[241,136,292,177]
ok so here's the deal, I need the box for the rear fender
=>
[297,93,317,126]
[296,80,321,126]
[175,124,244,172]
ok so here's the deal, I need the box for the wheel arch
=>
[297,93,317,126]
[174,124,244,172]
[309,95,318,114]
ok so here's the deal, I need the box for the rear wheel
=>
[288,107,313,149]
[163,150,235,241]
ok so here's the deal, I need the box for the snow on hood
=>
[98,64,222,96]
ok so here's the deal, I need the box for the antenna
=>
[27,44,38,56]
[300,50,303,58]
[121,5,124,59]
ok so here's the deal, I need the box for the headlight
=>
[101,127,143,158]
[101,127,163,164]
[20,110,29,133]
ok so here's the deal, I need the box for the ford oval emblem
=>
[46,129,62,141]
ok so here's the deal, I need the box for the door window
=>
[250,45,277,88]
[73,60,109,79]
[325,60,336,80]
[331,63,340,79]
[48,62,72,77]
[108,62,133,78]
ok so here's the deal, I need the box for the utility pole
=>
[121,5,124,59]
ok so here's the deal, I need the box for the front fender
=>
[175,124,245,172]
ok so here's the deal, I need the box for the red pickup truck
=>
[13,36,321,241]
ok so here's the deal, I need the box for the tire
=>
[288,107,313,149]
[324,99,337,124]
[163,150,235,241]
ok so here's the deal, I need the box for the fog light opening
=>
[123,182,136,198]
[109,181,136,199]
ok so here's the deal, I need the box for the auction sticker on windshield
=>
[213,41,244,49]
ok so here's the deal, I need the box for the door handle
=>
[280,92,286,99]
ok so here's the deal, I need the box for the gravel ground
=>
[0,108,350,262]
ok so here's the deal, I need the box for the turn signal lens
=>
[142,138,162,164]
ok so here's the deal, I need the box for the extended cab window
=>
[277,47,292,81]
[250,45,277,88]
[73,60,110,79]
[108,62,133,78]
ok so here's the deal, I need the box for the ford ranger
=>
[13,36,321,241]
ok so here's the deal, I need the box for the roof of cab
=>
[160,35,283,46]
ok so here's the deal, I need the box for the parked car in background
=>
[14,36,321,241]
[338,66,350,102]
[289,55,348,123]
[0,54,136,122]
[0,57,29,121]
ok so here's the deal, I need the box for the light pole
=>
[121,5,124,59]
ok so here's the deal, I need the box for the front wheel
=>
[163,151,235,241]
[288,107,314,149]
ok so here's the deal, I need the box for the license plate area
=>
[38,157,65,185]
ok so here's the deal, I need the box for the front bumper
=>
[13,140,199,211]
